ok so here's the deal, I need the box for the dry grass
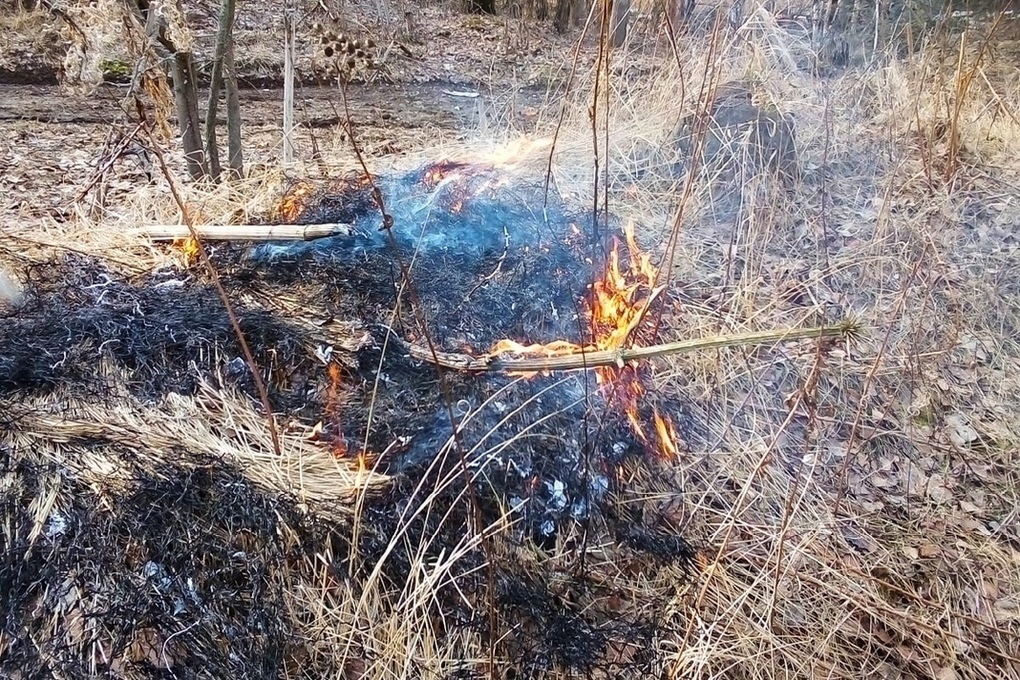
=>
[526,9,1020,679]
[7,382,388,520]
[4,5,1020,680]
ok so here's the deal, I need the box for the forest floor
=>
[2,2,1020,679]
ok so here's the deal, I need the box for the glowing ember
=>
[274,175,374,225]
[275,179,317,223]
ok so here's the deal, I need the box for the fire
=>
[175,236,200,262]
[321,361,377,472]
[488,220,683,459]
[276,179,317,222]
[325,363,348,458]
[490,338,585,357]
[590,223,658,354]
[274,175,373,223]
[415,159,510,213]
[488,222,658,363]
[653,410,680,458]
[482,137,553,167]
[419,160,466,190]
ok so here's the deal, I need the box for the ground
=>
[2,1,1020,680]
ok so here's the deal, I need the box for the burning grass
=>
[3,7,1020,680]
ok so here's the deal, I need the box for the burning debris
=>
[1,155,709,678]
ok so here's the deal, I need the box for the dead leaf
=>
[934,667,958,680]
[994,596,1018,622]
[959,500,983,514]
[905,467,929,496]
[945,413,979,448]
[927,474,953,503]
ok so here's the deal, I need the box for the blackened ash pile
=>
[0,159,700,679]
[0,446,358,679]
[0,253,321,413]
[251,160,600,350]
[242,159,702,540]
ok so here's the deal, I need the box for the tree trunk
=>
[132,0,209,180]
[610,0,630,47]
[171,51,206,180]
[572,0,587,27]
[205,0,238,180]
[667,0,695,35]
[554,0,571,32]
[224,36,243,177]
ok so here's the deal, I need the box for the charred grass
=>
[2,6,1020,680]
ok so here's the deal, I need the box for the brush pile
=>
[0,160,700,679]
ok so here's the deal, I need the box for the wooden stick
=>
[134,223,353,241]
[401,319,860,373]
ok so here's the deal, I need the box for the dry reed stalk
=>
[133,222,353,241]
[401,320,859,373]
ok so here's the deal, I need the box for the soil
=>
[0,80,548,225]
[0,3,584,228]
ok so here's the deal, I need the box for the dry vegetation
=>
[2,1,1020,679]
[541,11,1020,677]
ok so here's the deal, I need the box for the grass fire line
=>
[399,319,861,373]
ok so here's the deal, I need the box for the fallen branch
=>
[400,319,860,373]
[133,222,353,241]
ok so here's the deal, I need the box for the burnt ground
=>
[0,19,700,676]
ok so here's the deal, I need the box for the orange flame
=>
[276,180,317,222]
[490,338,585,357]
[322,362,382,471]
[274,175,372,223]
[175,237,200,263]
[325,363,349,458]
[653,410,680,459]
[488,220,682,458]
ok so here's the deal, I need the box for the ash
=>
[250,161,600,350]
[399,371,640,545]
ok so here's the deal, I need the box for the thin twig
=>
[134,96,281,457]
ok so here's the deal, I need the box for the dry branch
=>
[401,319,860,373]
[134,222,353,241]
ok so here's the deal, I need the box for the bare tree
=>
[553,0,580,32]
[130,0,242,181]
[610,0,630,46]
[205,0,241,179]
[666,0,695,35]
